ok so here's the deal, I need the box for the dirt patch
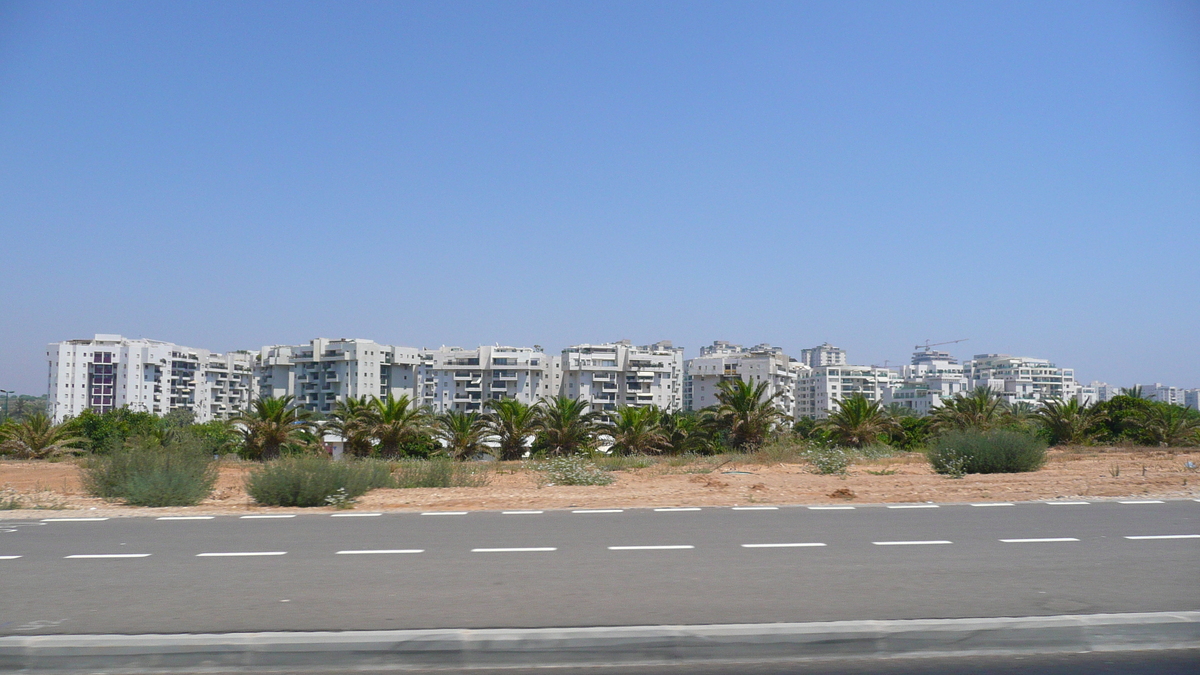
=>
[1,447,1197,518]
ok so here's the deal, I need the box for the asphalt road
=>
[1,500,1197,635]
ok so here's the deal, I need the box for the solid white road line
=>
[421,512,468,516]
[1046,501,1090,505]
[572,509,623,513]
[42,518,108,522]
[471,547,557,553]
[654,507,701,512]
[873,540,952,546]
[502,511,544,515]
[157,516,214,520]
[608,545,695,551]
[0,555,23,560]
[972,503,1015,507]
[742,543,826,548]
[336,549,424,554]
[1000,538,1080,543]
[197,551,287,557]
[240,515,295,519]
[888,505,939,509]
[65,554,151,559]
[1124,534,1200,540]
[732,506,779,510]
[1119,500,1165,505]
[808,506,855,510]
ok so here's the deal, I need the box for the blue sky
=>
[1,1,1197,395]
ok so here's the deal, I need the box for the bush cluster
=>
[245,455,394,507]
[805,447,853,475]
[928,428,1046,475]
[81,439,217,507]
[539,455,614,486]
[391,458,490,488]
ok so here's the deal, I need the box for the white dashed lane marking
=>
[808,506,855,510]
[336,549,424,555]
[1124,535,1200,540]
[732,506,778,511]
[157,516,214,520]
[502,511,544,515]
[197,551,287,557]
[471,547,557,553]
[42,518,108,522]
[742,543,826,548]
[1000,538,1079,543]
[873,540,953,546]
[421,512,468,516]
[65,554,151,559]
[608,545,694,551]
[240,515,295,519]
[0,555,23,560]
[572,509,623,514]
[888,505,939,509]
[331,513,382,517]
[654,507,701,512]
[1119,500,1165,505]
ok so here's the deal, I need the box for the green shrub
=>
[391,458,491,488]
[753,438,809,464]
[245,455,394,507]
[539,455,614,486]
[81,440,217,507]
[928,428,1047,475]
[805,447,852,475]
[591,454,654,472]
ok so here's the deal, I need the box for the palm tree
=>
[435,410,490,460]
[606,405,667,455]
[1140,404,1200,447]
[659,410,712,455]
[712,379,787,450]
[483,398,539,461]
[368,394,433,457]
[1034,399,1107,446]
[327,396,375,457]
[0,413,86,459]
[821,394,895,448]
[233,396,315,460]
[1121,385,1146,400]
[534,396,600,456]
[930,386,1009,431]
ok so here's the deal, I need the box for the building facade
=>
[883,349,970,415]
[47,334,253,423]
[797,364,900,419]
[963,354,1079,405]
[560,341,684,413]
[255,338,421,414]
[683,341,805,416]
[417,345,558,414]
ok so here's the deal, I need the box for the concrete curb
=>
[2,611,1198,672]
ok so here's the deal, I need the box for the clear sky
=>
[1,1,1197,395]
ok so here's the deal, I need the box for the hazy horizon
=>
[2,1,1198,395]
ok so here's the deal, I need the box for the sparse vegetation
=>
[537,455,614,486]
[245,455,394,507]
[391,457,491,488]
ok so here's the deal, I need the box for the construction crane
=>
[914,338,968,353]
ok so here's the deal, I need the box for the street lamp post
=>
[0,390,12,423]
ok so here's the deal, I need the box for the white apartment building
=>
[1086,381,1122,404]
[963,354,1079,405]
[684,341,806,416]
[47,334,253,423]
[1185,389,1200,411]
[256,338,420,413]
[1137,383,1186,406]
[800,343,847,367]
[883,350,970,415]
[560,341,684,413]
[417,345,558,414]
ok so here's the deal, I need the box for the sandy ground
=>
[1,448,1198,518]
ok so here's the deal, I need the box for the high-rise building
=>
[800,343,847,368]
[883,349,970,415]
[1137,383,1186,406]
[560,340,684,413]
[255,338,420,413]
[47,334,253,423]
[417,345,558,414]
[963,354,1079,405]
[683,341,805,416]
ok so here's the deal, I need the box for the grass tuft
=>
[246,455,394,507]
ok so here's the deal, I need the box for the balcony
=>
[453,372,477,380]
